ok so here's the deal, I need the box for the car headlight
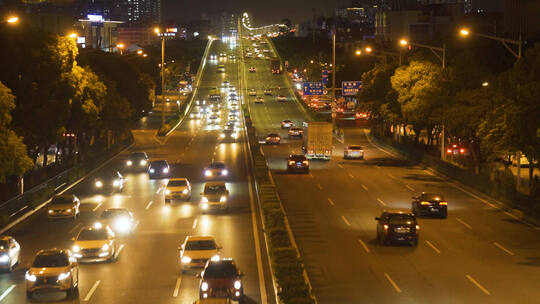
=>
[201,282,209,291]
[113,180,120,187]
[48,210,53,214]
[211,255,220,261]
[165,189,171,195]
[149,168,155,173]
[205,170,211,177]
[94,222,103,229]
[181,256,191,264]
[25,272,36,282]
[222,169,228,176]
[220,196,227,202]
[58,272,70,281]
[220,133,225,138]
[95,181,103,188]
[66,209,72,213]
[140,160,147,165]
[202,203,209,209]
[163,168,169,173]
[234,280,242,289]
[115,218,132,231]
[72,245,80,253]
[201,197,208,203]
[101,244,110,252]
[126,160,133,166]
[182,189,188,194]
[0,254,9,263]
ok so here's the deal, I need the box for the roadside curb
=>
[0,143,134,235]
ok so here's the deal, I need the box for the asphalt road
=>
[240,32,540,303]
[0,38,274,303]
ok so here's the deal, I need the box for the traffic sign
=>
[322,70,329,85]
[303,82,324,96]
[342,81,362,96]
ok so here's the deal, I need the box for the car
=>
[248,67,256,72]
[229,54,236,59]
[99,208,135,235]
[196,100,206,106]
[125,152,149,171]
[200,182,230,213]
[288,127,303,138]
[210,54,217,60]
[254,96,264,104]
[344,145,364,159]
[229,92,237,99]
[204,162,228,178]
[198,258,244,301]
[94,171,125,193]
[225,122,237,130]
[148,160,170,179]
[179,235,221,271]
[263,89,272,95]
[411,192,448,218]
[193,299,233,304]
[248,89,257,96]
[375,210,419,246]
[165,178,192,202]
[207,115,220,125]
[287,155,309,173]
[0,236,20,272]
[222,80,230,87]
[190,110,202,119]
[219,53,227,58]
[48,194,80,219]
[211,108,221,116]
[26,249,79,299]
[281,120,293,128]
[265,133,281,145]
[220,129,238,142]
[276,95,287,102]
[71,224,117,262]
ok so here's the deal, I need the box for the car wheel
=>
[26,291,33,299]
[411,239,418,247]
[441,211,448,219]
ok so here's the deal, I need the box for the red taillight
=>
[439,201,447,205]
[420,201,430,205]
[460,148,465,154]
[446,149,452,154]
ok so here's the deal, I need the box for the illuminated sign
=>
[303,82,324,96]
[87,14,104,22]
[166,28,178,33]
[342,81,362,96]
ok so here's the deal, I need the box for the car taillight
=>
[302,161,309,165]
[416,225,420,230]
[288,161,294,165]
[439,201,447,205]
[446,149,452,154]
[460,148,465,154]
[420,201,430,205]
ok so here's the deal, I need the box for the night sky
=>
[162,0,349,25]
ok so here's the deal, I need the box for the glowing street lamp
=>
[355,50,362,56]
[68,33,78,39]
[116,43,124,55]
[137,50,143,55]
[7,16,19,24]
[399,39,408,46]
[365,47,373,53]
[459,28,470,37]
[482,81,489,87]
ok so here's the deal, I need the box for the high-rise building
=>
[124,0,161,25]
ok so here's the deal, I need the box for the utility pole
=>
[161,35,165,128]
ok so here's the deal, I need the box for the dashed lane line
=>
[465,275,491,295]
[84,280,101,301]
[341,215,351,226]
[384,273,402,293]
[493,242,514,256]
[376,198,387,206]
[405,184,415,192]
[145,201,153,210]
[172,277,182,297]
[0,284,16,301]
[192,218,198,229]
[456,217,473,230]
[361,184,369,191]
[357,239,370,253]
[327,198,335,206]
[425,240,441,254]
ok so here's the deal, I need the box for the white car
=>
[248,89,257,96]
[0,236,20,272]
[99,208,135,235]
[204,162,228,178]
[179,235,221,271]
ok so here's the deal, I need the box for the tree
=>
[0,82,32,183]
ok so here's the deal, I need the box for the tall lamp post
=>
[155,28,166,129]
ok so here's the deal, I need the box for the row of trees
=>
[0,24,156,192]
[358,44,540,184]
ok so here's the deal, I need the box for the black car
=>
[148,160,170,179]
[376,210,419,246]
[125,152,149,171]
[412,192,448,218]
[94,171,125,193]
[287,155,309,173]
[198,259,244,301]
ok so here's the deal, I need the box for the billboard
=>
[342,81,362,96]
[302,82,324,96]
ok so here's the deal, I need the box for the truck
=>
[302,122,333,160]
[270,59,282,74]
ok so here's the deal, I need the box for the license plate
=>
[431,208,439,212]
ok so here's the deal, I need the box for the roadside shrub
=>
[268,227,291,248]
[271,247,298,264]
[0,215,10,228]
[265,208,285,227]
[157,123,171,136]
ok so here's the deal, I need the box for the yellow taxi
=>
[179,235,221,271]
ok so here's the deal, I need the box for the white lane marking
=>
[361,184,369,191]
[156,187,163,194]
[341,215,351,226]
[54,182,67,191]
[327,198,335,206]
[465,275,491,295]
[0,284,16,301]
[133,220,140,231]
[145,200,153,210]
[192,218,198,229]
[316,184,323,190]
[337,164,344,168]
[348,173,355,179]
[84,280,101,301]
[357,239,370,253]
[116,244,125,258]
[69,223,82,234]
[376,198,387,206]
[173,277,182,297]
[493,242,514,256]
[456,217,473,230]
[388,173,396,179]
[92,203,102,212]
[425,240,441,254]
[405,184,415,191]
[384,273,402,293]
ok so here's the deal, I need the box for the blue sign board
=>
[342,81,362,96]
[303,82,324,96]
[322,70,329,85]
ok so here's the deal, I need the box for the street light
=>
[355,50,362,56]
[458,27,521,58]
[459,29,470,37]
[482,81,489,87]
[6,16,19,24]
[116,43,124,55]
[68,33,78,39]
[365,46,373,53]
[398,37,445,69]
[137,49,143,55]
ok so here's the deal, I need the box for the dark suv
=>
[376,210,419,246]
[412,192,448,218]
[148,160,170,179]
[198,259,244,301]
[287,155,309,173]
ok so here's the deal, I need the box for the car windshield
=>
[422,193,445,201]
[100,172,119,180]
[151,161,167,167]
[185,240,217,250]
[204,262,238,278]
[387,214,415,224]
[204,185,226,194]
[100,210,128,220]
[0,240,9,249]
[130,152,146,160]
[348,146,362,150]
[77,229,108,241]
[168,180,187,187]
[209,163,225,169]
[290,156,306,161]
[268,134,279,137]
[51,196,72,205]
[32,254,69,267]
